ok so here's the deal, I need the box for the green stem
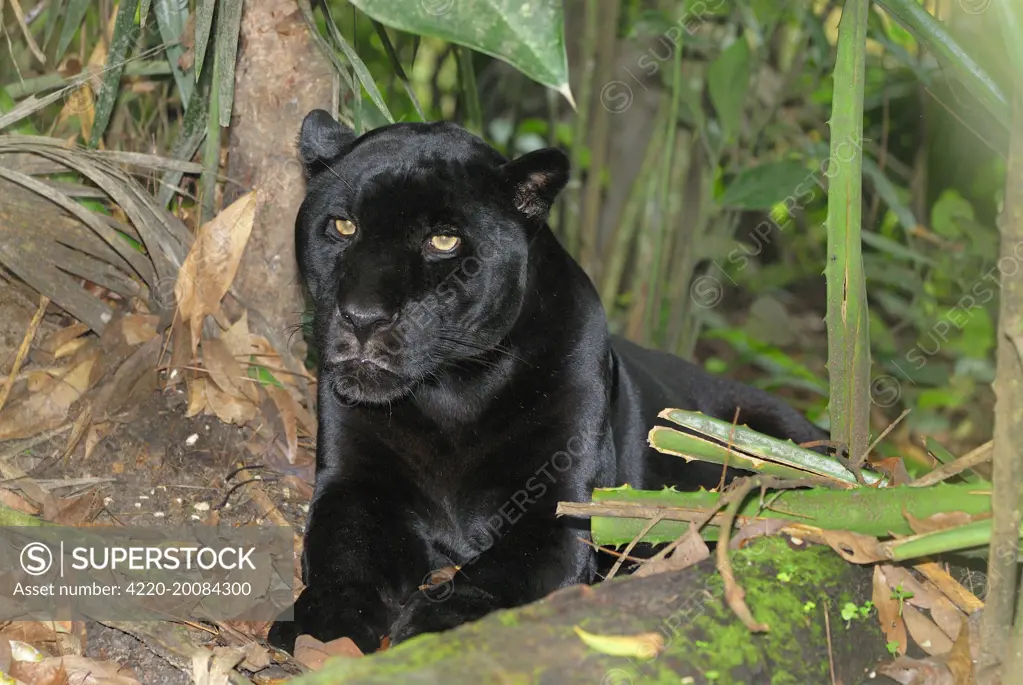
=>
[456,46,482,136]
[824,0,871,467]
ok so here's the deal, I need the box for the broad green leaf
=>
[140,0,153,28]
[349,0,572,103]
[56,0,93,59]
[216,0,243,127]
[930,189,975,239]
[154,0,194,108]
[248,363,285,389]
[194,0,216,78]
[90,0,140,147]
[707,37,750,142]
[718,160,809,209]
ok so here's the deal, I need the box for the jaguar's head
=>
[295,110,569,405]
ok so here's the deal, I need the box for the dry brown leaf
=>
[881,565,940,609]
[54,337,91,360]
[11,655,140,685]
[53,488,103,526]
[164,318,193,389]
[185,376,207,418]
[872,457,913,486]
[266,385,300,464]
[728,518,788,549]
[293,635,363,670]
[0,488,40,515]
[0,353,97,441]
[873,565,907,656]
[119,315,159,346]
[943,615,973,685]
[930,595,964,642]
[634,524,710,578]
[820,529,887,563]
[190,647,244,685]
[202,338,258,403]
[174,191,258,353]
[39,324,89,358]
[877,656,955,685]
[219,311,257,358]
[904,511,980,536]
[903,604,954,656]
[204,380,257,425]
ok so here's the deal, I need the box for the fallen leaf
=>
[904,511,981,536]
[266,386,299,464]
[820,529,887,564]
[572,626,664,660]
[39,323,90,357]
[728,518,788,549]
[881,565,939,609]
[877,656,955,685]
[190,647,244,685]
[202,338,258,403]
[873,566,907,656]
[54,488,103,526]
[119,315,159,346]
[634,523,710,578]
[903,604,953,656]
[0,354,96,441]
[203,381,257,425]
[185,377,207,418]
[0,489,39,516]
[8,641,43,663]
[929,596,964,642]
[174,191,258,353]
[942,614,973,685]
[871,457,913,486]
[293,635,363,670]
[12,654,141,685]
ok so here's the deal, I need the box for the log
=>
[288,537,895,684]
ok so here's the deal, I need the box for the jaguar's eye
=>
[334,219,357,236]
[428,235,461,252]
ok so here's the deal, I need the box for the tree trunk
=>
[224,0,336,361]
[289,538,893,685]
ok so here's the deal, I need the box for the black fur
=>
[267,112,826,653]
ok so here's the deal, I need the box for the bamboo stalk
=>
[824,0,871,469]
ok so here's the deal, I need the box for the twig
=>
[908,440,993,488]
[576,536,646,565]
[823,599,837,685]
[718,407,740,493]
[716,477,770,632]
[860,407,911,463]
[914,561,984,613]
[0,295,49,417]
[605,513,663,581]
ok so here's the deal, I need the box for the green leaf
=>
[707,37,750,143]
[43,0,67,48]
[718,160,809,209]
[930,189,975,239]
[90,0,140,147]
[349,0,572,102]
[861,230,936,267]
[861,156,917,233]
[154,0,194,109]
[194,0,216,78]
[320,0,395,125]
[56,0,93,59]
[875,0,1008,126]
[215,0,244,127]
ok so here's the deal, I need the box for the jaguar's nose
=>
[338,300,396,344]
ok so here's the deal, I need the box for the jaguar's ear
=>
[298,109,356,175]
[500,147,570,221]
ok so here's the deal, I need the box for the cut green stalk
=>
[586,483,991,547]
[654,409,883,486]
[199,48,221,224]
[824,0,871,466]
[885,518,1002,562]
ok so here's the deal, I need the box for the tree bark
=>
[289,538,893,685]
[224,0,336,361]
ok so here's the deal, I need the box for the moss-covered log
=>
[288,538,891,685]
